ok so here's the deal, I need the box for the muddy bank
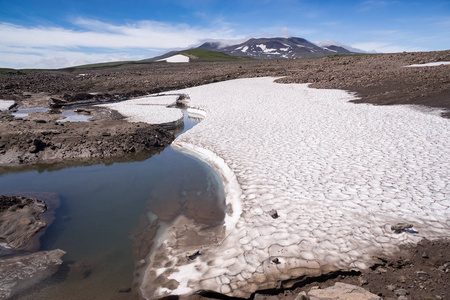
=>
[0,194,65,300]
[0,249,66,300]
[0,192,60,252]
[0,110,174,170]
[0,195,47,251]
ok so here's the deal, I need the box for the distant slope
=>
[146,49,251,62]
[177,49,251,62]
[60,60,153,70]
[141,51,179,62]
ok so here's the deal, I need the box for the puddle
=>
[57,110,92,122]
[11,107,49,118]
[0,110,224,299]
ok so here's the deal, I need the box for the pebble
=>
[269,209,279,219]
[394,289,408,296]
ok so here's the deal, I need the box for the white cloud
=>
[0,19,236,49]
[313,40,369,53]
[350,42,423,53]
[0,19,240,68]
[0,45,145,69]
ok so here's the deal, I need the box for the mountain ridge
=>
[197,37,355,59]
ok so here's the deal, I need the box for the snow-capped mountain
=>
[197,37,356,59]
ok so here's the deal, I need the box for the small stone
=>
[422,252,429,259]
[359,276,369,286]
[376,266,387,273]
[387,284,396,291]
[118,287,131,293]
[269,209,279,219]
[394,289,408,296]
[137,259,146,267]
[294,291,309,300]
[391,223,413,233]
[271,258,280,264]
[416,271,429,276]
[254,293,265,300]
[186,250,201,260]
[28,145,37,153]
[398,296,408,300]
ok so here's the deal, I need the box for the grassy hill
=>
[177,49,251,62]
[60,60,154,71]
[1,49,251,72]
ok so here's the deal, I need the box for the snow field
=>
[140,77,450,298]
[405,61,450,67]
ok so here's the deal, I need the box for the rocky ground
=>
[0,51,449,171]
[242,238,450,300]
[0,50,449,299]
[0,194,65,299]
[0,105,174,172]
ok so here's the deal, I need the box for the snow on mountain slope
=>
[197,37,358,59]
[313,40,367,54]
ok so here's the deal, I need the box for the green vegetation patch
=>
[178,49,251,62]
[60,60,154,71]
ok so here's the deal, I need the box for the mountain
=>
[313,40,368,54]
[197,37,356,59]
[142,50,180,62]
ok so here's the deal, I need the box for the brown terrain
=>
[0,50,449,299]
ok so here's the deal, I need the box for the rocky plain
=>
[0,50,449,299]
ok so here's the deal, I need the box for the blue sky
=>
[0,0,449,68]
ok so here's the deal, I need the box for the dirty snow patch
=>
[0,100,16,111]
[405,61,450,67]
[158,54,190,63]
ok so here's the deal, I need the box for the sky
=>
[0,0,449,69]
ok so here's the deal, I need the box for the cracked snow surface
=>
[141,77,450,299]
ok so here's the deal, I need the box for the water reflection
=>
[57,110,92,122]
[11,107,49,118]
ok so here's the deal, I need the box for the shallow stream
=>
[0,111,225,299]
